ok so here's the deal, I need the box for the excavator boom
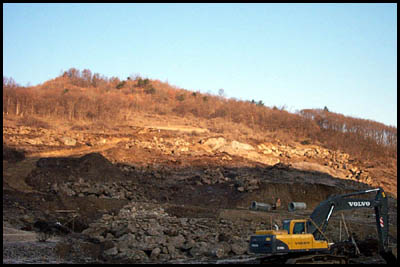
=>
[308,187,389,255]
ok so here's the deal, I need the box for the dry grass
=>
[17,115,52,129]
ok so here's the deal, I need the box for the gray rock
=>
[103,247,118,257]
[167,244,177,258]
[150,247,161,260]
[182,238,196,250]
[218,241,231,256]
[168,234,186,249]
[211,246,225,258]
[116,233,136,250]
[59,183,76,196]
[112,223,128,238]
[105,233,114,240]
[146,227,161,236]
[133,249,149,261]
[116,248,131,259]
[81,226,106,239]
[231,241,248,255]
[189,241,209,257]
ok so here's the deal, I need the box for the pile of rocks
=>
[256,142,377,187]
[233,176,260,193]
[188,168,260,193]
[53,180,146,202]
[197,168,229,185]
[201,138,281,166]
[81,202,250,263]
[3,126,124,148]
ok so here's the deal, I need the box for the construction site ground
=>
[3,115,397,264]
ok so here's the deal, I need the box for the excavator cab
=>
[282,219,307,234]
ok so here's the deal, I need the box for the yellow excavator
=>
[249,187,396,264]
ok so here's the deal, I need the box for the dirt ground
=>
[2,118,397,264]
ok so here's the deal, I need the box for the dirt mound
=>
[27,153,125,191]
[3,145,25,163]
[75,153,124,181]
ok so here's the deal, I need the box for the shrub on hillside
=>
[137,78,150,88]
[144,86,156,94]
[176,94,185,102]
[18,116,51,129]
[116,81,126,89]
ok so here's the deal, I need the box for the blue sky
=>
[3,3,397,127]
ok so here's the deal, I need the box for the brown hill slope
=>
[3,68,397,196]
[3,115,397,197]
[3,68,397,164]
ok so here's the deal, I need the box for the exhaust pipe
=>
[288,202,307,212]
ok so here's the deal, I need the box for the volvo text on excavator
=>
[248,187,395,264]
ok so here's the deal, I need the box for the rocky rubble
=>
[1,125,386,192]
[55,180,146,202]
[3,126,127,150]
[81,202,252,263]
[200,137,376,187]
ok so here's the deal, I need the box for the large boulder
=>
[60,137,76,146]
[116,233,136,250]
[103,246,118,257]
[81,223,107,240]
[168,234,186,249]
[231,241,248,255]
[202,137,227,150]
[211,241,231,258]
[150,247,161,260]
[189,241,210,257]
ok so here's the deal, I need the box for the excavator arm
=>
[307,187,393,262]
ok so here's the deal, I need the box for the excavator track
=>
[258,252,348,264]
[284,254,348,264]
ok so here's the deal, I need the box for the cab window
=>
[293,222,305,234]
[282,220,291,233]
